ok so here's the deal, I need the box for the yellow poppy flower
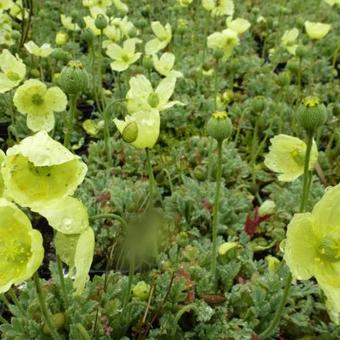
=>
[126,74,183,113]
[60,14,80,31]
[0,198,44,293]
[202,0,234,17]
[24,41,54,58]
[264,134,318,182]
[152,52,183,78]
[226,17,251,34]
[0,49,26,93]
[284,184,340,323]
[1,131,87,209]
[145,21,172,55]
[207,28,239,60]
[83,0,112,16]
[304,21,331,40]
[106,38,141,72]
[13,79,67,132]
[281,28,299,55]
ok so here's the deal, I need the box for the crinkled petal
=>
[312,184,340,238]
[284,213,318,280]
[45,87,67,112]
[155,76,177,105]
[26,111,55,132]
[318,282,340,324]
[73,227,95,294]
[33,197,89,234]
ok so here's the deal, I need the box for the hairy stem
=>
[211,141,223,284]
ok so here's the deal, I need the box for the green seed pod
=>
[297,96,327,135]
[94,14,107,30]
[207,111,233,143]
[60,60,88,95]
[122,121,138,143]
[147,92,160,108]
[43,313,65,335]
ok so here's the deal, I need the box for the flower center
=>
[147,92,160,108]
[290,148,305,166]
[6,71,20,82]
[121,53,130,63]
[318,235,340,263]
[31,93,44,106]
[28,161,52,177]
[0,239,31,265]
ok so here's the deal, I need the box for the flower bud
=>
[213,49,224,60]
[296,96,327,135]
[95,14,107,30]
[265,255,280,272]
[177,19,188,34]
[51,48,72,63]
[122,121,138,143]
[60,60,88,95]
[276,71,291,87]
[295,45,307,58]
[251,96,266,113]
[132,281,150,300]
[142,55,153,71]
[218,242,239,256]
[207,111,233,143]
[81,28,94,44]
[55,31,68,46]
[258,200,276,216]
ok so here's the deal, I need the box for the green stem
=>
[64,93,78,149]
[103,105,112,162]
[259,272,292,339]
[211,141,223,284]
[332,42,340,68]
[33,273,62,340]
[90,213,128,227]
[123,253,135,309]
[299,134,313,213]
[8,289,26,316]
[214,58,220,111]
[56,257,68,309]
[297,56,303,100]
[146,148,156,206]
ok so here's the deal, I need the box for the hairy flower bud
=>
[207,111,233,143]
[297,96,327,135]
[60,60,88,95]
[94,14,108,30]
